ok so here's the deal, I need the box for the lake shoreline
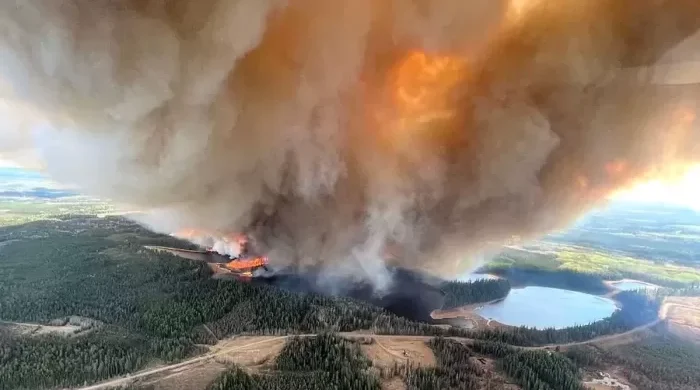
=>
[605,278,660,291]
[434,285,621,330]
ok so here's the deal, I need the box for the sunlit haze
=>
[0,158,20,168]
[613,165,700,209]
[3,158,700,210]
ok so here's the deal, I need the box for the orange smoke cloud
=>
[392,51,468,123]
[0,0,699,286]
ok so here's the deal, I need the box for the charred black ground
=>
[256,268,446,323]
[151,245,445,322]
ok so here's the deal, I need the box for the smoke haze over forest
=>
[0,0,699,288]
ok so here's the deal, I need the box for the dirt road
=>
[74,297,682,389]
[74,321,664,390]
[75,336,291,390]
[525,319,662,350]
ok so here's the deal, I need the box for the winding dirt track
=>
[67,301,691,390]
[72,315,667,390]
[75,336,292,390]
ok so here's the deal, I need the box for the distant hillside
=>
[544,201,700,267]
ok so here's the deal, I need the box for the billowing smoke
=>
[174,229,247,258]
[1,0,700,289]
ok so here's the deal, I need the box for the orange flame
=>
[226,256,268,270]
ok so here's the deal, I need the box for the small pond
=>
[475,286,618,329]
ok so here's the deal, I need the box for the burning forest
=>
[1,0,700,291]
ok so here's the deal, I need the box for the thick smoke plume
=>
[1,0,700,288]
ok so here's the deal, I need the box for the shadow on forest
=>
[253,267,446,323]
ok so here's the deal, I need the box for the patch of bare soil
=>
[114,337,288,390]
[658,296,700,344]
[583,369,635,390]
[663,297,700,327]
[667,305,700,327]
[146,362,229,390]
[2,316,100,337]
[381,377,407,390]
[431,302,508,330]
[214,337,286,368]
[665,296,700,307]
[360,337,436,369]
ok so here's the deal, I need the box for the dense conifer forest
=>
[404,337,484,389]
[601,330,700,390]
[0,217,439,388]
[402,338,586,390]
[208,335,591,390]
[441,279,511,309]
[482,267,609,294]
[1,216,696,389]
[559,326,700,390]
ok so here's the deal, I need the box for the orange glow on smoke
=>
[576,103,699,203]
[659,106,697,165]
[174,228,203,239]
[676,107,696,125]
[174,228,251,257]
[576,175,589,190]
[390,50,468,128]
[604,159,628,177]
[508,0,536,18]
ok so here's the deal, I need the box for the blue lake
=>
[475,286,617,329]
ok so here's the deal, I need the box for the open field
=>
[1,320,83,337]
[484,202,700,287]
[0,167,117,226]
[77,336,292,390]
[544,202,700,267]
[490,244,700,287]
[138,336,288,390]
[0,198,117,227]
[558,248,700,285]
[360,337,436,369]
[147,363,228,390]
[75,327,668,390]
[74,334,447,390]
[660,297,700,343]
[582,370,633,390]
[73,296,685,390]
